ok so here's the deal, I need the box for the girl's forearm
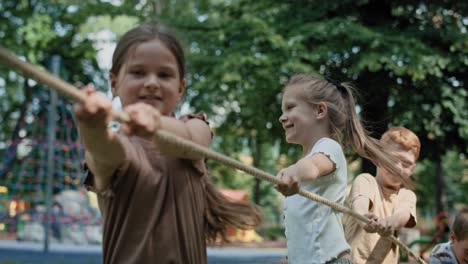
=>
[78,123,124,165]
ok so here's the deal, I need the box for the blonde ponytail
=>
[339,83,412,188]
[286,74,410,188]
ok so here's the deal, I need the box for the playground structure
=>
[0,80,99,244]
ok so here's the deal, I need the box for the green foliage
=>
[170,0,466,215]
[0,1,141,144]
[257,225,285,240]
[79,15,139,38]
[1,0,466,226]
[414,151,468,214]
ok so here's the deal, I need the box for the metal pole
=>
[44,55,60,253]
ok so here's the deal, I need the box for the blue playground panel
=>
[0,241,286,264]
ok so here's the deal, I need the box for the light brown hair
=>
[453,208,468,241]
[285,74,406,185]
[205,183,262,241]
[381,126,421,161]
[110,24,185,79]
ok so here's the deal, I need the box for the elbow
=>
[405,215,416,228]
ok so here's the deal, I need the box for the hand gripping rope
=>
[0,46,426,264]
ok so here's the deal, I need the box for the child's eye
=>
[402,162,413,168]
[130,69,144,76]
[159,72,172,78]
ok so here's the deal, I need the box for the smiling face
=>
[376,142,416,189]
[110,39,185,115]
[279,84,321,146]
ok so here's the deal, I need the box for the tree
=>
[0,0,141,147]
[2,0,465,225]
[159,0,467,214]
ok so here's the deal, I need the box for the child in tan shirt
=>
[343,127,420,264]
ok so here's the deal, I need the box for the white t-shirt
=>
[283,138,350,264]
[429,241,458,264]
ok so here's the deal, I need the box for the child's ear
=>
[449,231,457,243]
[178,79,186,99]
[316,102,328,120]
[109,72,118,97]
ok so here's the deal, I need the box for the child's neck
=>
[302,132,331,157]
[376,174,401,193]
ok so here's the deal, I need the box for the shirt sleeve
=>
[398,189,418,224]
[179,112,212,177]
[348,174,376,207]
[83,133,141,197]
[429,243,450,264]
[309,138,343,171]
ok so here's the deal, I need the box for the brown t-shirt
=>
[84,114,208,264]
[343,173,417,264]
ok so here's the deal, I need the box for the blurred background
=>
[0,0,466,263]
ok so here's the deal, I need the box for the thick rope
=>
[156,131,425,263]
[0,46,426,264]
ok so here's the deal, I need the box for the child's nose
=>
[279,114,287,123]
[144,74,160,90]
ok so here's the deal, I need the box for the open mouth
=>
[283,124,294,130]
[138,95,162,104]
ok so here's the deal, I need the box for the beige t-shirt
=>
[343,173,417,264]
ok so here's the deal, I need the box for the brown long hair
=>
[204,182,262,241]
[285,74,409,187]
[110,23,185,79]
[113,24,262,240]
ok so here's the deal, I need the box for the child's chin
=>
[385,178,402,187]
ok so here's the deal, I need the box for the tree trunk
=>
[435,149,444,213]
[251,135,262,205]
[358,72,390,175]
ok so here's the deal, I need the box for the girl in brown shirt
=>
[75,24,261,264]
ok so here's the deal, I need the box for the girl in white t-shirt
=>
[275,74,404,264]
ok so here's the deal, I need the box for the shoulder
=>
[430,243,444,254]
[430,241,455,261]
[398,188,417,201]
[310,138,344,160]
[313,138,342,151]
[310,138,345,172]
[179,112,209,125]
[180,112,212,138]
[353,173,376,186]
[349,173,379,199]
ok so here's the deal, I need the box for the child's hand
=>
[377,217,397,237]
[122,102,161,140]
[363,213,381,233]
[275,165,300,196]
[74,84,113,128]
